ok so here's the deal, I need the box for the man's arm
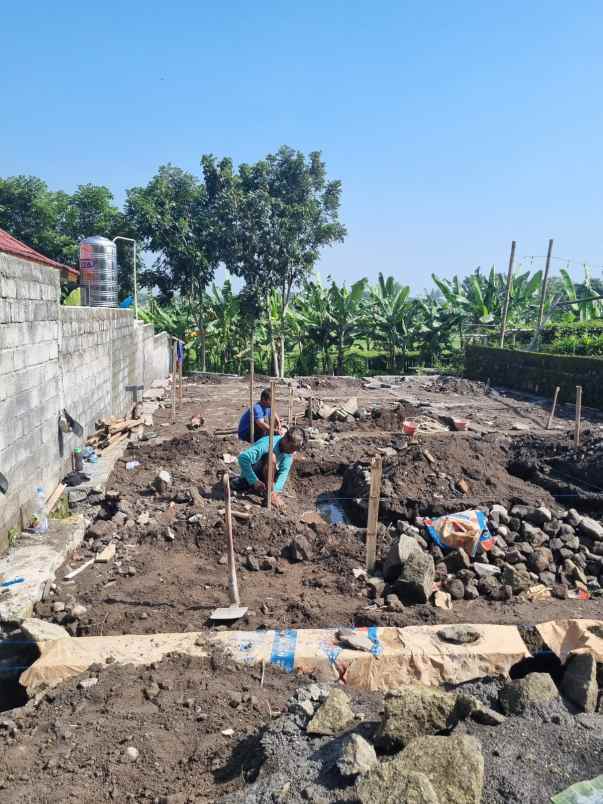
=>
[254,417,270,435]
[238,439,268,486]
[273,452,293,493]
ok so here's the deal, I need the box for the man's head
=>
[260,388,271,406]
[280,426,305,454]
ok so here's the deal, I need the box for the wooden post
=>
[534,238,554,346]
[575,385,582,447]
[309,395,313,427]
[546,386,560,430]
[249,333,255,444]
[178,342,184,404]
[365,456,383,574]
[266,380,277,509]
[499,240,516,347]
[288,387,293,427]
[223,472,240,606]
[171,340,177,424]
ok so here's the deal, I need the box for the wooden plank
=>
[365,456,383,574]
[266,380,277,510]
[45,483,66,513]
[64,558,95,581]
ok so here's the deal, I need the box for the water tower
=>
[79,236,118,307]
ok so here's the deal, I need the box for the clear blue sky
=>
[3,1,603,290]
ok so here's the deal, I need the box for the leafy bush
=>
[544,333,603,356]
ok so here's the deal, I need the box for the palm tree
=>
[368,273,412,371]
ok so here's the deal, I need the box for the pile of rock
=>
[372,503,603,606]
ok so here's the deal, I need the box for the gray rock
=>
[478,576,501,599]
[499,673,560,714]
[246,555,260,571]
[21,618,70,642]
[356,766,438,804]
[144,681,161,700]
[385,593,405,611]
[579,517,603,541]
[68,489,88,505]
[390,551,435,604]
[382,534,421,582]
[464,582,479,601]
[446,578,465,600]
[444,549,471,573]
[396,735,484,804]
[336,734,378,777]
[561,653,598,713]
[528,547,553,574]
[501,564,531,593]
[563,559,588,585]
[490,504,510,525]
[286,534,313,562]
[521,522,547,544]
[125,746,139,762]
[539,570,557,587]
[152,470,172,494]
[306,688,354,735]
[375,687,457,751]
[558,523,576,539]
[566,509,583,528]
[337,628,375,653]
[453,692,506,725]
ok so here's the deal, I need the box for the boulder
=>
[444,549,471,573]
[501,564,531,593]
[356,766,438,804]
[579,517,603,541]
[382,535,420,582]
[285,534,313,562]
[20,618,70,642]
[375,687,457,751]
[306,688,354,735]
[396,735,484,804]
[390,551,435,604]
[561,653,598,713]
[499,673,560,714]
[336,734,377,777]
[528,547,553,574]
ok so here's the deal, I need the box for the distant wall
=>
[465,345,603,408]
[0,252,171,550]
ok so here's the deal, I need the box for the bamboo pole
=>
[546,386,560,430]
[266,380,276,510]
[499,240,516,348]
[309,395,313,427]
[288,387,293,427]
[365,456,383,574]
[575,385,582,447]
[249,333,255,444]
[534,238,554,345]
[178,342,183,403]
[171,340,177,424]
[222,472,240,606]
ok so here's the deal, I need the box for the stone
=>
[550,538,563,551]
[558,523,576,539]
[306,688,354,735]
[390,551,435,604]
[444,549,471,573]
[68,489,88,505]
[385,593,405,612]
[561,653,598,713]
[501,564,531,593]
[356,766,438,804]
[499,673,560,714]
[521,522,545,544]
[382,535,420,582]
[396,735,484,804]
[71,604,87,619]
[579,517,603,541]
[52,601,66,613]
[453,692,506,725]
[21,618,70,642]
[286,535,313,562]
[336,733,378,777]
[95,543,116,563]
[478,576,501,599]
[490,504,510,525]
[112,511,128,527]
[528,547,553,574]
[566,509,583,528]
[473,562,500,578]
[125,746,139,761]
[78,677,98,690]
[446,578,465,600]
[464,582,479,601]
[516,541,534,556]
[539,570,556,587]
[505,548,523,564]
[366,576,386,598]
[291,699,315,719]
[137,512,150,526]
[564,559,588,585]
[152,470,172,494]
[375,687,458,751]
[553,582,569,599]
[246,555,260,571]
[433,590,452,609]
[144,682,161,700]
[337,628,375,653]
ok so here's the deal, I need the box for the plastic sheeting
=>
[535,619,603,663]
[423,509,494,555]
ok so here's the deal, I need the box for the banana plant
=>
[327,277,368,374]
[368,273,413,370]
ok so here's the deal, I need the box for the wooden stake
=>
[249,333,255,444]
[266,380,276,510]
[309,395,313,427]
[365,456,383,574]
[534,238,554,346]
[288,387,293,426]
[499,240,516,348]
[223,472,240,606]
[546,386,560,430]
[575,385,582,447]
[178,343,183,403]
[171,340,177,424]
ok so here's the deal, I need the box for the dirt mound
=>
[429,376,489,396]
[0,651,300,803]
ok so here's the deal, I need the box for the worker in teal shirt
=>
[238,427,305,508]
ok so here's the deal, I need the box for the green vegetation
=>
[1,147,602,374]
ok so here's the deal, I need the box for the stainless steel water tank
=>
[79,236,118,307]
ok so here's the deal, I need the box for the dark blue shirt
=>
[238,402,271,440]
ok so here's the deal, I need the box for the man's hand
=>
[271,492,284,508]
[253,480,267,494]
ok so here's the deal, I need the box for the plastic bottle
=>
[32,486,48,534]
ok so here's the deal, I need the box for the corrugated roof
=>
[0,228,78,279]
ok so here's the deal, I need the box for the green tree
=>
[328,278,368,374]
[369,273,413,370]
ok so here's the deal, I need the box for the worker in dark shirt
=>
[238,387,283,442]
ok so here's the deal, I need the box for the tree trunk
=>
[280,336,286,378]
[337,334,344,375]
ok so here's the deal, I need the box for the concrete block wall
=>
[465,345,603,409]
[0,254,171,551]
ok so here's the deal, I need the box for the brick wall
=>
[465,345,603,408]
[0,254,171,550]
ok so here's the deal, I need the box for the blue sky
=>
[2,1,603,291]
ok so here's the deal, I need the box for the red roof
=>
[0,228,78,279]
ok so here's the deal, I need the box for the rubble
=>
[499,673,560,714]
[336,734,377,777]
[561,653,599,713]
[376,687,458,750]
[306,688,354,735]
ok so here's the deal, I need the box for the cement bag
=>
[535,619,603,663]
[423,509,494,556]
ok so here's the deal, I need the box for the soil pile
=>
[428,376,489,396]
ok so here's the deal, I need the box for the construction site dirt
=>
[3,374,603,803]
